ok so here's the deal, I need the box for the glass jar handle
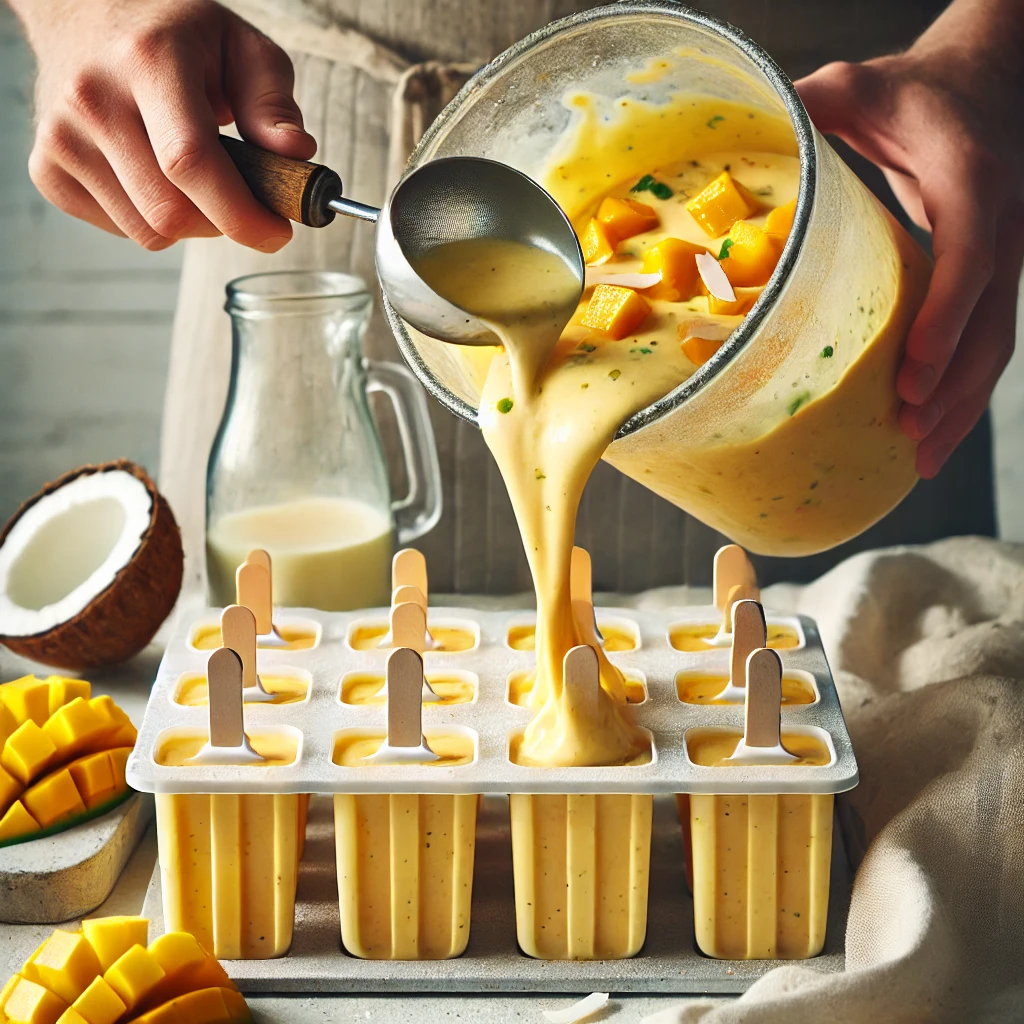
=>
[365,360,444,545]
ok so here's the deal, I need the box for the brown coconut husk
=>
[0,460,184,671]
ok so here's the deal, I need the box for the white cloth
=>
[630,535,1024,1023]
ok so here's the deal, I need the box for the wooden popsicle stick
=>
[392,549,428,602]
[713,544,758,611]
[562,644,599,721]
[570,546,593,605]
[221,605,259,690]
[246,549,272,574]
[390,601,427,654]
[392,584,427,612]
[744,648,784,748]
[729,600,767,689]
[722,583,759,633]
[207,647,245,748]
[236,561,273,635]
[386,647,424,748]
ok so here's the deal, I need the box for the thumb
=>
[224,20,318,161]
[794,61,863,137]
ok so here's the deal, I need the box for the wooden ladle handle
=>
[220,135,342,228]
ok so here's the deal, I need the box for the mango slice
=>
[0,679,53,729]
[0,801,40,842]
[1,722,57,787]
[68,977,125,1024]
[581,284,651,339]
[641,237,705,301]
[764,198,797,243]
[1,919,250,1024]
[22,771,87,830]
[708,286,763,317]
[686,171,759,237]
[681,335,725,366]
[596,197,658,241]
[580,218,615,265]
[720,220,781,287]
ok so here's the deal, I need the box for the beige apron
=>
[160,0,987,598]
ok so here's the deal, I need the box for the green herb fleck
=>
[820,345,834,359]
[497,397,514,414]
[706,115,725,129]
[630,347,653,355]
[608,368,622,380]
[717,238,734,260]
[577,342,597,353]
[630,174,656,193]
[581,382,589,390]
[787,391,811,417]
[649,181,674,200]
[754,186,775,197]
[630,174,673,200]
[535,468,546,480]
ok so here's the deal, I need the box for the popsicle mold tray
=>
[126,605,857,798]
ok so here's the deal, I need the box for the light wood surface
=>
[744,648,783,748]
[207,647,245,747]
[390,600,427,652]
[386,647,424,747]
[235,561,273,634]
[730,600,767,690]
[220,604,260,690]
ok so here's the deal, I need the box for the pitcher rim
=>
[226,270,372,313]
[383,0,816,439]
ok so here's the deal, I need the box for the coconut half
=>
[0,460,183,670]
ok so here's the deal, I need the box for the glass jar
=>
[384,1,930,557]
[206,271,442,610]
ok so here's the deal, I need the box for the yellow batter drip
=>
[507,622,638,653]
[340,673,475,706]
[191,623,317,651]
[174,672,309,706]
[508,668,646,706]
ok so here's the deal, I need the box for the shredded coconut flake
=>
[695,251,736,302]
[585,269,661,290]
[542,992,610,1024]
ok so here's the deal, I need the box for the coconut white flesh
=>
[0,470,153,636]
[542,993,610,1024]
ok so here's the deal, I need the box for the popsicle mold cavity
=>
[506,619,639,653]
[510,793,652,959]
[173,671,311,707]
[685,727,833,768]
[334,792,479,959]
[690,792,834,959]
[339,671,477,706]
[676,670,817,706]
[347,619,478,653]
[333,729,476,768]
[189,620,320,652]
[669,620,803,653]
[508,728,653,769]
[155,791,301,959]
[506,668,647,707]
[154,729,299,768]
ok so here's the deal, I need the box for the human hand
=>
[9,0,317,252]
[796,3,1024,479]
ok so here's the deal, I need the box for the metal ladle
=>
[220,137,584,346]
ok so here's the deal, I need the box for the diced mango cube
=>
[0,701,19,747]
[131,987,247,1024]
[137,933,230,1014]
[221,989,251,1023]
[46,679,91,719]
[1,721,56,786]
[0,763,22,814]
[0,801,40,843]
[1,972,21,1009]
[103,946,165,1011]
[54,1010,89,1024]
[68,977,125,1024]
[580,284,651,340]
[106,748,131,787]
[720,220,780,287]
[641,237,705,301]
[42,699,109,761]
[686,171,759,237]
[1,678,53,729]
[1,977,68,1024]
[764,198,796,243]
[580,218,615,265]
[86,699,135,748]
[596,197,658,240]
[30,931,102,1005]
[67,752,116,809]
[681,335,725,366]
[23,769,87,829]
[82,918,149,973]
[708,286,762,317]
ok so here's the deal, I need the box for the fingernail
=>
[910,364,936,402]
[275,121,305,133]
